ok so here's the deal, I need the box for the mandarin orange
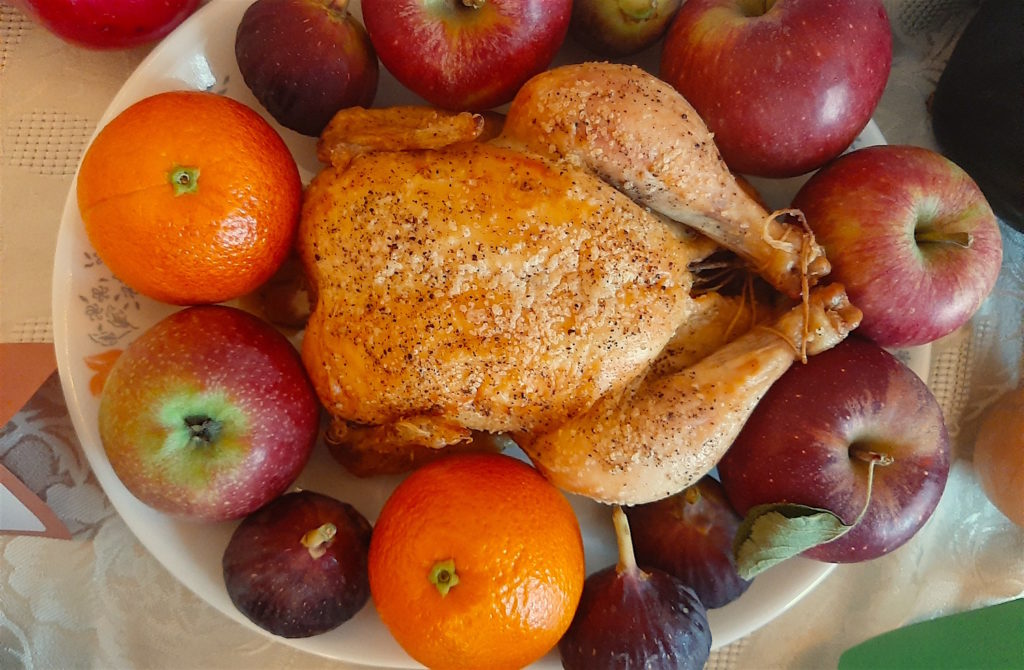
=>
[76,90,301,305]
[368,452,585,670]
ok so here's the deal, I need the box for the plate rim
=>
[50,0,929,665]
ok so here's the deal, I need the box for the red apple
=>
[792,144,1003,348]
[98,305,320,522]
[717,336,951,565]
[660,0,892,178]
[360,0,572,111]
[14,0,200,49]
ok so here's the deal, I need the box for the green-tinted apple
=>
[98,305,320,522]
[569,0,682,56]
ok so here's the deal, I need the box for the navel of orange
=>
[76,90,302,306]
[369,452,586,670]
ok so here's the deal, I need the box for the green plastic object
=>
[838,598,1024,669]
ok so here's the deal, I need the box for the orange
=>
[368,453,585,670]
[76,90,301,305]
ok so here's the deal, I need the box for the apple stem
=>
[915,229,974,248]
[849,444,895,467]
[184,415,221,446]
[327,0,350,13]
[460,0,486,8]
[612,506,643,578]
[301,522,337,560]
[737,0,776,17]
[847,446,893,529]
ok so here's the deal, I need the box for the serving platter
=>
[51,1,930,666]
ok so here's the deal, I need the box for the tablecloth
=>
[2,1,1023,668]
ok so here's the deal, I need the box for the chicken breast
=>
[300,134,706,450]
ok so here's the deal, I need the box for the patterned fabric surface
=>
[0,2,153,343]
[2,1,1022,669]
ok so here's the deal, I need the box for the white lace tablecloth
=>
[2,1,1023,668]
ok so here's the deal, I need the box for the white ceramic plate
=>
[52,1,930,667]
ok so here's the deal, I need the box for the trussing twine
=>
[762,208,817,363]
[723,273,758,343]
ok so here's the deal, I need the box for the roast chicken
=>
[297,62,861,505]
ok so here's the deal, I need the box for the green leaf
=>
[731,446,894,579]
[733,502,852,580]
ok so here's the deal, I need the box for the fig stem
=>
[612,506,641,576]
[301,522,337,560]
[915,229,974,248]
[429,559,460,597]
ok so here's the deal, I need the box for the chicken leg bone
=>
[517,283,863,505]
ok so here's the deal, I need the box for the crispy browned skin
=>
[518,284,861,504]
[316,106,485,169]
[300,122,703,450]
[500,62,830,299]
[299,67,861,502]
